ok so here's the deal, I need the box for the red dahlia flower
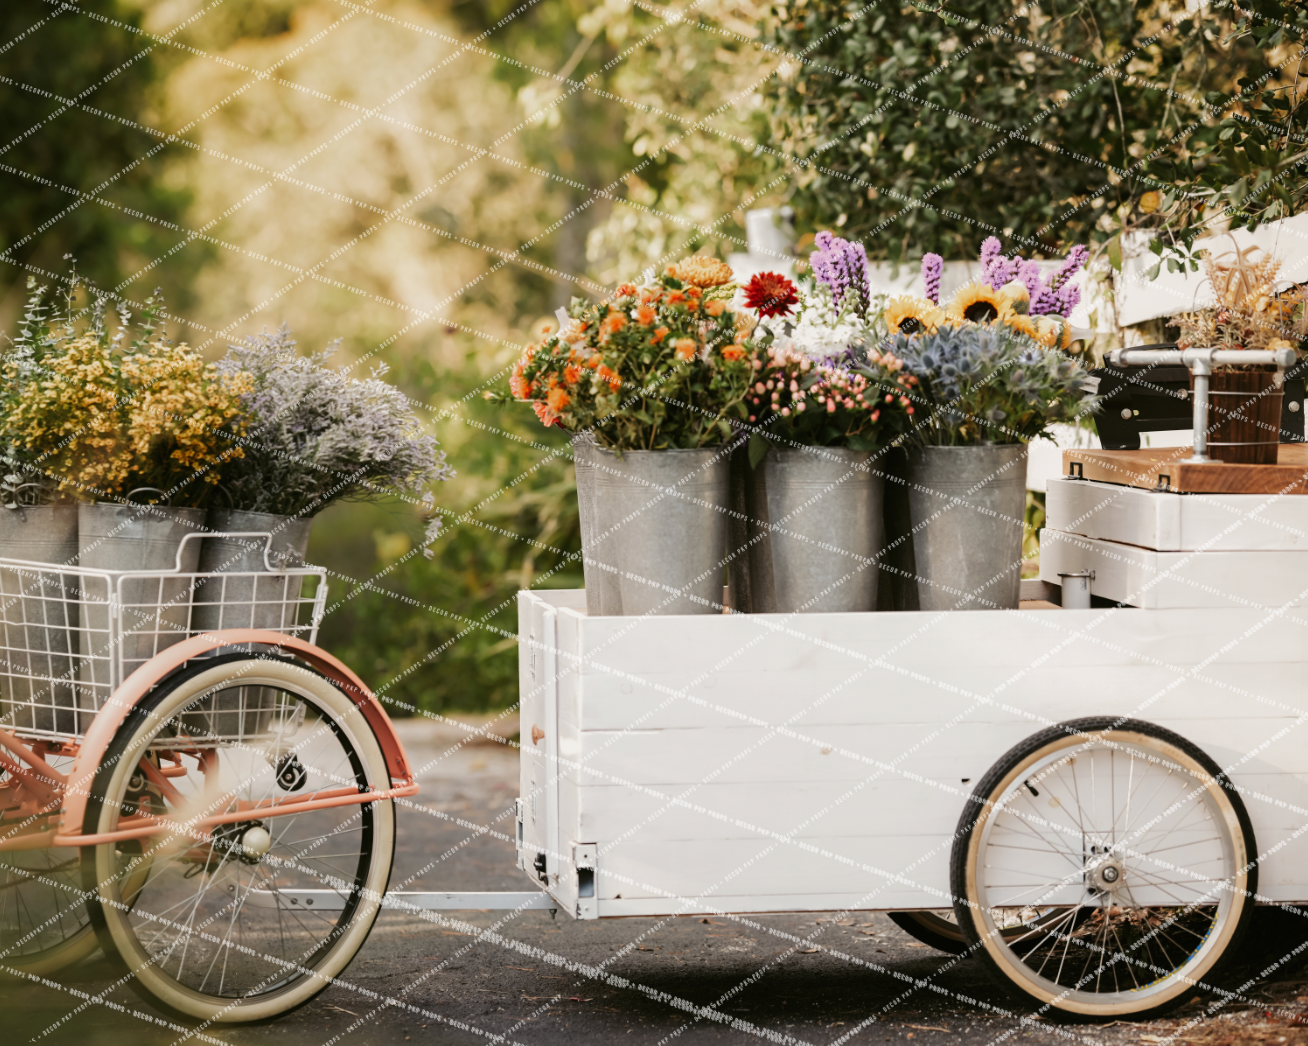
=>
[744,272,799,318]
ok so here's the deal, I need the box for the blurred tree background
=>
[3,0,1303,715]
[0,0,790,717]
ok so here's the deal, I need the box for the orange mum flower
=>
[600,312,626,337]
[563,365,582,384]
[597,365,621,391]
[651,327,670,344]
[616,283,638,297]
[705,300,726,317]
[585,353,602,368]
[640,288,662,305]
[510,359,530,398]
[721,345,746,362]
[666,290,685,306]
[634,304,656,326]
[686,286,702,298]
[533,402,558,428]
[547,386,571,412]
[674,338,697,361]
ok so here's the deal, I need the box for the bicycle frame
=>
[0,630,416,852]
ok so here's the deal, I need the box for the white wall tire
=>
[951,717,1257,1021]
[81,655,395,1023]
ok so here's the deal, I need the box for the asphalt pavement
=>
[7,715,1308,1046]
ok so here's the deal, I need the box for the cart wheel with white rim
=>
[951,717,1257,1020]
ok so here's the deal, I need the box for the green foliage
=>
[763,1,1307,264]
[0,3,199,305]
[1144,1,1308,268]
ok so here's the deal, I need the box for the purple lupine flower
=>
[921,252,943,304]
[1017,258,1044,296]
[1047,244,1089,292]
[1029,287,1062,316]
[811,230,872,318]
[1056,282,1082,315]
[979,236,1003,273]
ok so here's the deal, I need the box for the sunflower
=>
[669,255,734,288]
[884,296,943,336]
[946,281,1013,325]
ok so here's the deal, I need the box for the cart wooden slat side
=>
[516,590,1308,920]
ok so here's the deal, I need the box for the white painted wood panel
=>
[562,662,1308,733]
[561,718,1308,790]
[519,590,1308,911]
[1046,478,1308,552]
[1040,529,1308,607]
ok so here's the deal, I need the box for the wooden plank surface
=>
[1063,443,1308,494]
[1046,477,1308,551]
[1040,528,1308,608]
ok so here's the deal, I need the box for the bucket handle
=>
[2,482,47,512]
[176,531,283,574]
[126,487,171,506]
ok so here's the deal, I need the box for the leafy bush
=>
[764,1,1308,265]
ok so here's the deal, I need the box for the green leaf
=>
[748,432,770,469]
[1106,234,1122,273]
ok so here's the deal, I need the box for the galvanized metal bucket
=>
[0,503,79,734]
[192,508,314,632]
[905,443,1028,611]
[592,447,731,615]
[77,499,207,720]
[572,434,622,617]
[764,446,883,613]
[187,508,315,739]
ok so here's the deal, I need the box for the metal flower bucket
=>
[76,497,207,724]
[904,443,1028,611]
[186,508,315,739]
[0,501,79,734]
[573,433,623,616]
[591,447,731,615]
[764,446,883,613]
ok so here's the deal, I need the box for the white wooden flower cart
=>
[508,345,1308,1021]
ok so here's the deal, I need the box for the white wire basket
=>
[0,532,327,743]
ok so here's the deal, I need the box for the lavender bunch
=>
[979,237,1088,317]
[216,326,453,529]
[810,231,872,318]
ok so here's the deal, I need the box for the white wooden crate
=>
[1040,527,1308,608]
[517,590,1308,919]
[1045,477,1308,551]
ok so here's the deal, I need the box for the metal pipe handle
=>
[1103,346,1298,463]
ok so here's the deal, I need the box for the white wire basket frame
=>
[0,532,328,744]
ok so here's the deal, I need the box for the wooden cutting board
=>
[1062,443,1308,494]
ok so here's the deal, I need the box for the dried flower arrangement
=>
[507,262,754,450]
[216,324,453,520]
[1170,243,1307,355]
[1,278,250,507]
